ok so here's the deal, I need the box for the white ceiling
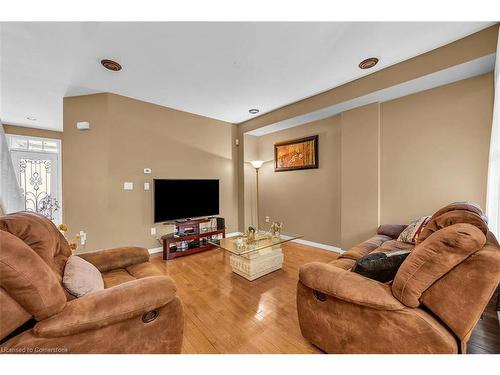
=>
[247,54,496,136]
[0,22,494,131]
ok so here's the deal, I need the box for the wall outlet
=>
[150,227,156,236]
[123,182,134,190]
[265,216,270,223]
[79,231,87,245]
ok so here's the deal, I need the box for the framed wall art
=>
[274,135,318,172]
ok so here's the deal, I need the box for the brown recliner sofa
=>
[297,202,500,354]
[0,212,184,353]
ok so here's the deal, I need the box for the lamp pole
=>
[250,160,264,230]
[255,167,259,230]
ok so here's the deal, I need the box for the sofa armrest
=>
[33,276,176,338]
[78,246,150,272]
[377,224,407,239]
[299,262,404,310]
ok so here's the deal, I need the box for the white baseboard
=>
[149,246,163,254]
[281,235,343,253]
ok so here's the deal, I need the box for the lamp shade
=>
[250,160,264,169]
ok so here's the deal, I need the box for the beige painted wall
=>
[254,116,342,246]
[236,25,498,226]
[63,94,110,252]
[380,72,493,224]
[245,73,493,250]
[341,103,380,249]
[3,124,63,139]
[243,134,259,229]
[63,93,238,251]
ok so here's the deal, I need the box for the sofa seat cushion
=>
[102,269,135,288]
[102,262,162,288]
[372,240,414,254]
[126,262,163,279]
[339,234,392,261]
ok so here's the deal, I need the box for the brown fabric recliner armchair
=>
[297,202,500,354]
[0,212,184,353]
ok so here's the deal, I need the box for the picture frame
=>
[274,135,319,172]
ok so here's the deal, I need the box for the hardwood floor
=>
[468,289,500,354]
[150,243,500,354]
[151,242,333,353]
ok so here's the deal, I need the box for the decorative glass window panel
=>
[10,137,28,150]
[28,139,43,151]
[18,158,59,220]
[43,140,58,153]
[6,134,62,224]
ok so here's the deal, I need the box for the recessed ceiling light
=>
[101,59,122,71]
[26,116,37,121]
[249,109,259,114]
[358,57,379,70]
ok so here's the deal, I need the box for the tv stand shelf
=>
[161,218,225,260]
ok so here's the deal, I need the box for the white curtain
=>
[486,27,500,238]
[0,121,24,214]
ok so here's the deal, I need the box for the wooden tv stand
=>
[161,217,225,260]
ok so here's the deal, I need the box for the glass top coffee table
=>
[209,231,303,281]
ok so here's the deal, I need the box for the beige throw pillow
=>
[63,255,104,297]
[397,216,431,244]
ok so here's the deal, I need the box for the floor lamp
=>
[250,160,264,229]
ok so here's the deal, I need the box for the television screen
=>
[154,179,219,222]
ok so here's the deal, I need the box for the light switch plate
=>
[150,227,156,236]
[123,182,134,190]
[144,182,150,191]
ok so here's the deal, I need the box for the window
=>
[6,134,62,224]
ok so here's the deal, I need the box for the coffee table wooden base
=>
[229,245,284,281]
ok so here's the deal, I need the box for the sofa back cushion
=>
[339,234,391,262]
[419,235,500,342]
[392,223,486,308]
[397,216,430,244]
[376,224,408,239]
[0,230,67,320]
[0,287,32,341]
[0,212,72,281]
[417,202,488,245]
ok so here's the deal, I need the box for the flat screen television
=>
[153,179,219,223]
